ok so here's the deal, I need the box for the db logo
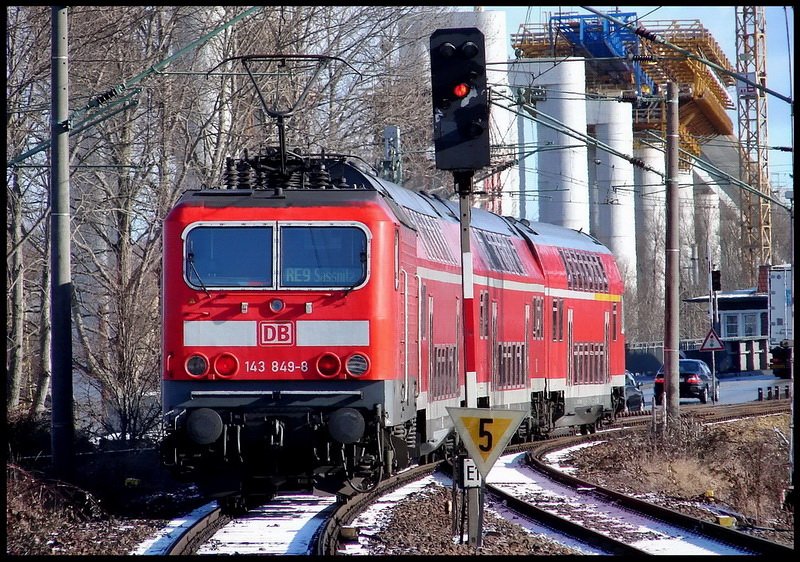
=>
[260,322,293,345]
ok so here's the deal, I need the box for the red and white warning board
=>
[700,328,725,352]
[446,407,528,479]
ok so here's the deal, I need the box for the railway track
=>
[148,400,790,555]
[507,424,794,556]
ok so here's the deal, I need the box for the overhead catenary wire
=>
[492,89,665,178]
[640,129,790,211]
[8,5,264,168]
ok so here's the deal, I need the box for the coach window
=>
[421,284,427,340]
[533,296,543,340]
[479,291,489,339]
[280,226,367,288]
[551,298,563,342]
[394,229,400,290]
[586,256,596,291]
[185,226,273,288]
[612,302,618,340]
[578,255,589,291]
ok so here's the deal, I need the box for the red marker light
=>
[453,82,470,98]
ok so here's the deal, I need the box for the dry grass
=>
[5,464,165,555]
[566,413,794,545]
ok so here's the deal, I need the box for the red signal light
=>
[453,82,470,98]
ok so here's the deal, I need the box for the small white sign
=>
[462,458,481,488]
[700,328,725,352]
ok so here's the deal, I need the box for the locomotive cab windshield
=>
[183,222,369,290]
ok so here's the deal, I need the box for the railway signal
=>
[711,269,721,291]
[429,27,490,171]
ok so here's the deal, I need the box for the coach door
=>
[604,311,610,382]
[400,269,409,403]
[567,308,574,384]
[524,303,531,386]
[428,293,434,396]
[490,300,498,386]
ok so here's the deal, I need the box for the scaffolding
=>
[512,12,735,161]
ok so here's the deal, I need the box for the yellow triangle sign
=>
[446,407,528,479]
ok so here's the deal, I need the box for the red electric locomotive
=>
[160,148,627,511]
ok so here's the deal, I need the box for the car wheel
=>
[699,386,708,404]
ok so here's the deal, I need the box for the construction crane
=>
[735,6,772,282]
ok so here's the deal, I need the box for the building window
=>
[722,311,769,339]
[743,313,758,337]
[724,314,739,338]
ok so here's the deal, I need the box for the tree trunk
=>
[7,169,26,412]
[30,221,52,419]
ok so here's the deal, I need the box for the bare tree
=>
[770,199,792,266]
[6,6,52,417]
[7,5,458,442]
[65,6,240,442]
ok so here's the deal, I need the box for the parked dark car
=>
[654,359,716,405]
[769,341,792,379]
[619,370,645,413]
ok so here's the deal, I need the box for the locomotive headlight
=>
[214,352,239,377]
[186,354,209,377]
[269,298,285,313]
[345,353,370,377]
[316,352,341,378]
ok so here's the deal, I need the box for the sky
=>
[461,5,795,197]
